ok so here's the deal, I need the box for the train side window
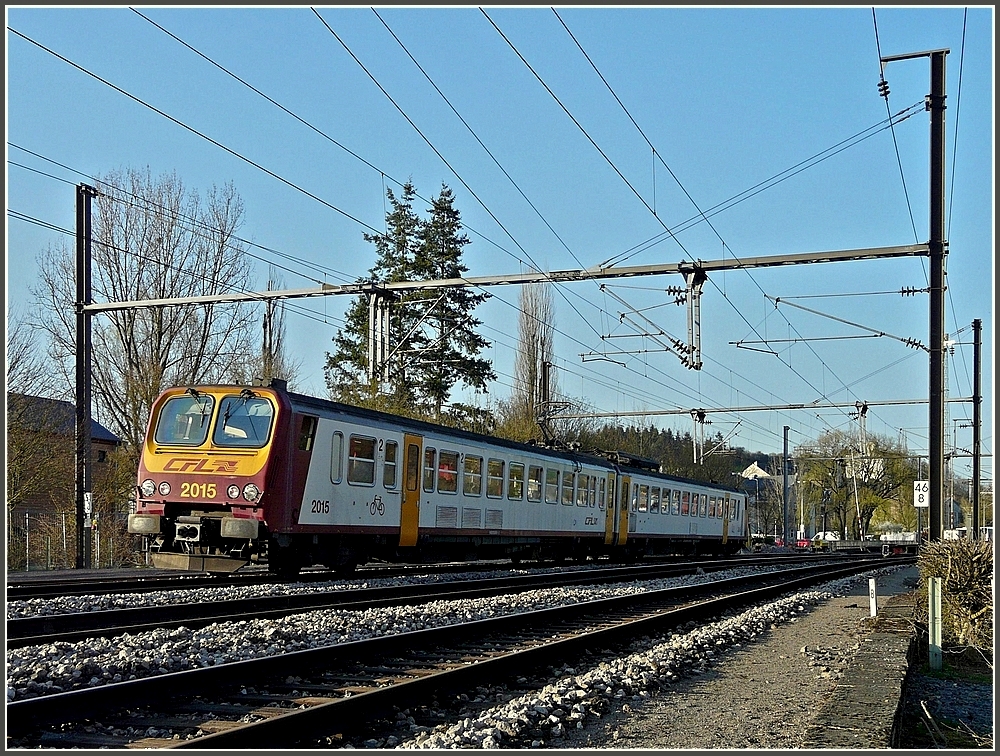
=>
[681,491,690,516]
[699,494,708,517]
[298,415,318,451]
[463,455,483,496]
[487,458,504,498]
[508,462,524,500]
[527,465,543,502]
[588,475,597,507]
[650,486,660,514]
[423,448,437,492]
[598,477,606,510]
[438,450,459,493]
[672,489,681,515]
[544,468,560,504]
[631,483,638,513]
[576,474,588,506]
[348,435,376,485]
[709,496,716,518]
[638,484,649,512]
[405,444,420,492]
[383,440,398,490]
[331,431,344,484]
[561,471,575,506]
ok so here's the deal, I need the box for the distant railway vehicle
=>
[129,380,748,576]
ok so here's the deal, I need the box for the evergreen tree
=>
[325,182,423,408]
[411,185,495,418]
[324,183,495,419]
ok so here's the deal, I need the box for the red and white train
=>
[129,380,748,576]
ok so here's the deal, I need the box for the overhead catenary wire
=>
[8,150,356,286]
[527,10,893,435]
[7,26,383,236]
[11,16,956,454]
[6,207,350,333]
[871,8,921,246]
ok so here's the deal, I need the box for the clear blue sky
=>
[5,5,994,478]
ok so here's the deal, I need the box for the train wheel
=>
[268,545,301,580]
[332,562,357,577]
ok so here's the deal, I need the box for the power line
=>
[8,149,356,286]
[485,9,892,434]
[7,26,383,235]
[872,8,921,245]
[6,207,348,333]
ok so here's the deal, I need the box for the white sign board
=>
[913,480,930,508]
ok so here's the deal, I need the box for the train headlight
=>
[227,484,241,500]
[158,481,171,496]
[141,479,156,498]
[242,483,261,502]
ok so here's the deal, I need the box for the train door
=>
[604,472,617,545]
[617,474,631,546]
[399,434,422,547]
[721,494,730,544]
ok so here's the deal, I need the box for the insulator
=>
[878,79,890,98]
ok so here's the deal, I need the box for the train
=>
[128,379,748,576]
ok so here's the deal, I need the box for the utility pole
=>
[971,318,981,539]
[783,425,791,548]
[75,183,98,569]
[881,47,949,541]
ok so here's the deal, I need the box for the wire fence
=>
[6,511,141,571]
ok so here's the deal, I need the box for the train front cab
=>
[129,385,288,572]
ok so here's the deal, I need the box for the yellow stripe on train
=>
[143,453,266,476]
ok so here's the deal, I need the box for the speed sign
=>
[913,480,930,508]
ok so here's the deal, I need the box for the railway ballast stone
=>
[399,579,867,749]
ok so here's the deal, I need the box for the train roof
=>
[281,387,742,494]
[156,382,742,494]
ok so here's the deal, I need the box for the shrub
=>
[918,539,994,652]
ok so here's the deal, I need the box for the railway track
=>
[6,557,910,749]
[8,556,836,648]
[5,560,519,600]
[6,552,822,601]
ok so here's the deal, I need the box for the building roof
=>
[7,393,121,444]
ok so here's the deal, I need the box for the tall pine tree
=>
[411,185,495,418]
[324,183,494,419]
[325,182,423,408]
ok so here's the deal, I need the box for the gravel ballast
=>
[6,563,789,703]
[9,563,966,752]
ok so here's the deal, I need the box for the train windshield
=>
[154,393,216,446]
[213,394,275,448]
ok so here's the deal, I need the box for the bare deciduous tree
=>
[33,167,257,451]
[6,307,70,515]
[231,268,302,389]
[513,280,555,411]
